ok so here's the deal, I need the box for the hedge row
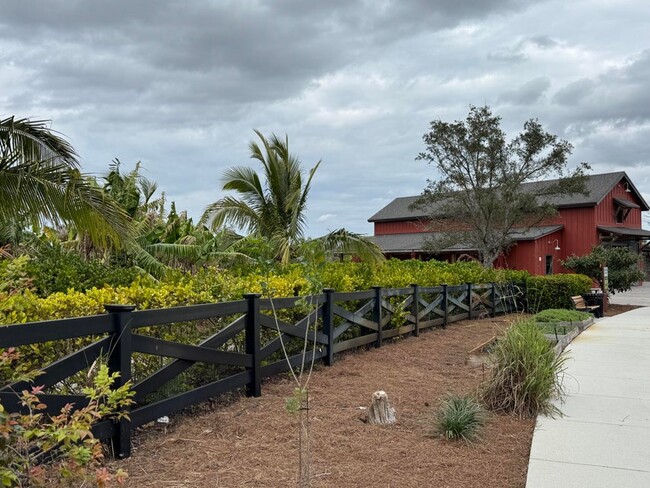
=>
[0,258,591,325]
[0,259,592,394]
[524,274,593,313]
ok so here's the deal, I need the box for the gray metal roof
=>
[369,171,649,222]
[372,233,474,253]
[597,226,650,238]
[510,225,565,240]
[613,197,640,209]
[372,225,564,253]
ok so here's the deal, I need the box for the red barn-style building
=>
[368,172,650,275]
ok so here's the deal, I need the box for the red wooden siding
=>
[374,220,429,235]
[545,207,597,258]
[497,229,565,275]
[594,182,643,227]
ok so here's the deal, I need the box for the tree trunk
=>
[298,391,310,488]
[367,390,396,425]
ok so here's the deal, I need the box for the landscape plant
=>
[524,273,592,312]
[263,276,323,488]
[433,394,486,442]
[482,319,566,418]
[534,309,591,339]
[533,309,590,323]
[0,348,133,486]
[23,239,141,296]
[563,245,645,294]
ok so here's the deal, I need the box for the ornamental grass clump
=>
[433,394,486,442]
[482,319,566,418]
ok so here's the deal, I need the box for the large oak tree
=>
[415,106,589,267]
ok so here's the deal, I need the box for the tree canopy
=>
[414,106,589,267]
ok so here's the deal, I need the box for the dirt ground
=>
[112,316,534,488]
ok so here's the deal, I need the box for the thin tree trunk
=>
[298,392,310,487]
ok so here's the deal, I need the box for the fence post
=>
[467,283,473,320]
[322,288,335,366]
[491,282,497,317]
[244,293,261,397]
[373,286,383,348]
[410,284,420,337]
[105,304,136,459]
[442,284,448,328]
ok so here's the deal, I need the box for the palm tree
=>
[0,117,132,249]
[99,161,248,274]
[202,130,383,265]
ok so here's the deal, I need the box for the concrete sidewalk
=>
[609,281,650,306]
[526,307,650,487]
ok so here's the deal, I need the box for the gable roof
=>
[368,171,649,223]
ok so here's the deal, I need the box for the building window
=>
[613,197,637,223]
[545,255,553,275]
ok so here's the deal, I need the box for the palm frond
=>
[0,117,134,250]
[308,229,385,264]
[0,116,78,167]
[203,130,325,265]
[146,242,203,261]
[127,241,168,278]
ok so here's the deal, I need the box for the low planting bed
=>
[111,315,534,487]
[467,309,595,366]
[533,309,594,355]
[534,308,591,326]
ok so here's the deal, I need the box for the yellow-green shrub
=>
[1,260,533,326]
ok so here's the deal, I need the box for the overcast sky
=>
[2,0,650,236]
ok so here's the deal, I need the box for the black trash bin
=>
[581,292,604,318]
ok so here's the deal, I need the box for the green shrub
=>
[563,246,645,294]
[482,319,566,418]
[0,348,132,486]
[0,280,217,385]
[433,394,486,442]
[524,274,592,312]
[22,242,141,296]
[0,256,34,295]
[534,309,590,323]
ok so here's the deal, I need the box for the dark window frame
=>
[545,255,553,275]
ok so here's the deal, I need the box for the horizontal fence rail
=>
[0,282,523,458]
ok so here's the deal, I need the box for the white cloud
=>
[316,214,337,223]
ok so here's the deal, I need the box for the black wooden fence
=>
[0,282,520,459]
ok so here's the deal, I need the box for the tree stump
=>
[367,390,396,425]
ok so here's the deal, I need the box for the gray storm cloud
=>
[1,0,649,236]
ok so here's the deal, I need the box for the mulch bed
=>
[112,316,534,487]
[605,303,642,316]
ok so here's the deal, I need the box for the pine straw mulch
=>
[112,316,534,488]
